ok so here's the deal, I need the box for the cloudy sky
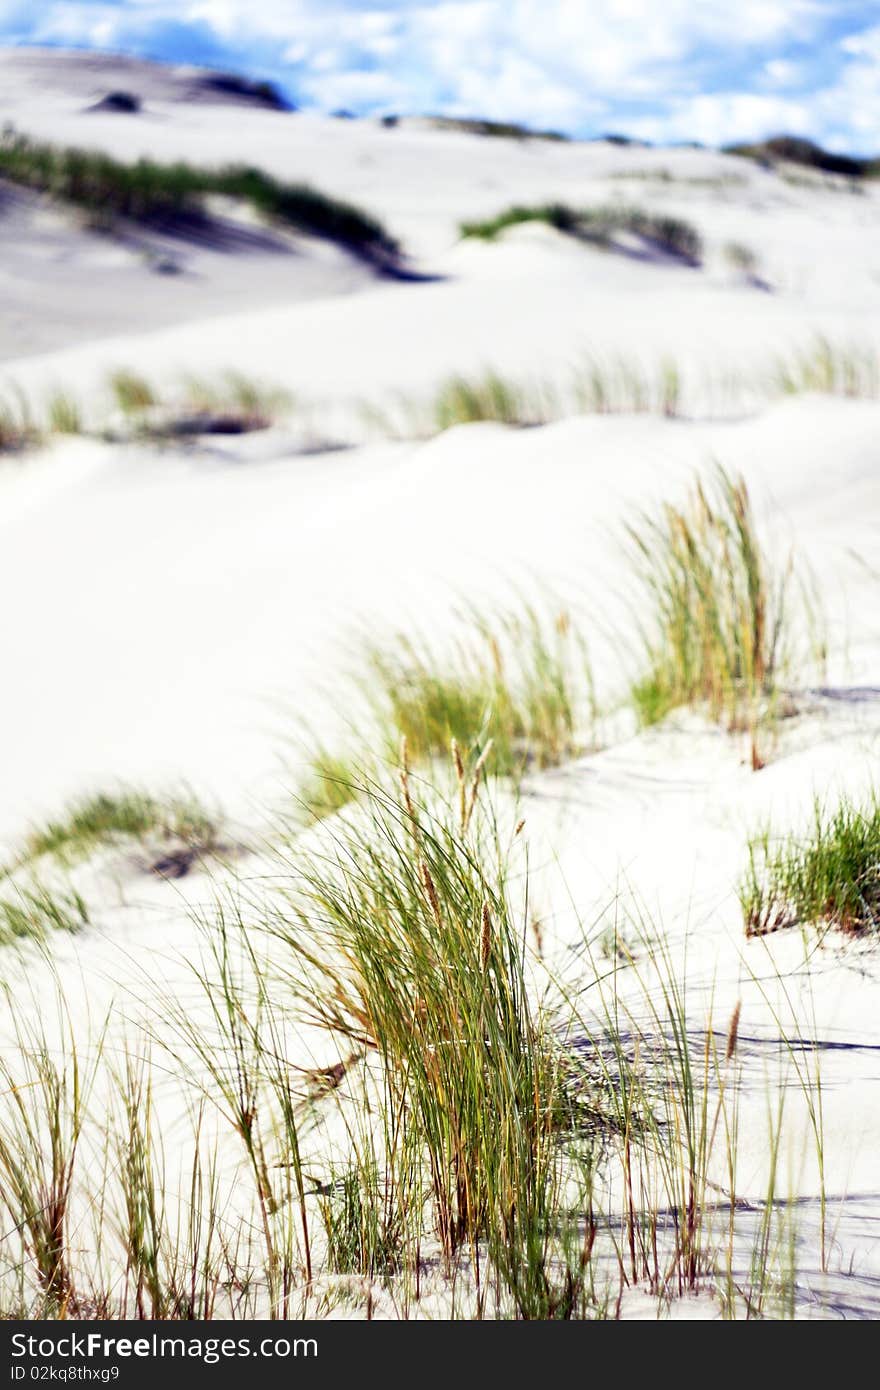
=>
[2,1,879,151]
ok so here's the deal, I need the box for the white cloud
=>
[276,0,835,126]
[763,58,803,87]
[5,1,878,148]
[627,93,813,147]
[814,33,880,140]
[840,24,880,58]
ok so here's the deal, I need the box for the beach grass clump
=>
[0,133,399,264]
[106,367,293,438]
[299,605,592,824]
[0,761,835,1315]
[428,116,568,142]
[742,795,880,936]
[367,605,593,780]
[723,241,759,275]
[0,386,40,453]
[17,789,217,870]
[361,335,880,443]
[273,747,573,1296]
[107,368,157,420]
[110,1055,224,1320]
[365,358,682,439]
[298,750,366,823]
[774,336,879,399]
[0,1005,89,1312]
[431,371,545,430]
[613,207,703,263]
[0,883,89,947]
[628,467,790,766]
[460,202,582,241]
[573,354,683,417]
[45,390,83,436]
[218,164,399,262]
[179,371,293,432]
[318,1160,404,1279]
[460,203,702,263]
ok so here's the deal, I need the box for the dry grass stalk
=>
[464,739,493,834]
[725,1001,742,1062]
[480,903,493,973]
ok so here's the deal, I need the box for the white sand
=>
[0,49,878,1318]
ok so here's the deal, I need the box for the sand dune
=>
[0,47,290,109]
[0,48,879,1321]
[0,182,375,359]
[0,50,877,406]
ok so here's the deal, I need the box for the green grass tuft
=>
[0,385,40,453]
[108,369,157,419]
[17,789,217,870]
[318,1161,404,1278]
[0,883,89,947]
[45,391,83,436]
[460,202,581,241]
[742,795,880,936]
[367,605,593,780]
[274,749,569,1281]
[431,371,545,429]
[0,133,399,263]
[298,750,366,823]
[628,467,792,767]
[299,605,593,822]
[774,335,879,399]
[180,370,293,431]
[573,354,683,416]
[0,1007,89,1310]
[428,116,568,142]
[461,202,702,263]
[105,367,294,439]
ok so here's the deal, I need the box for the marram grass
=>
[0,882,89,948]
[0,761,834,1318]
[271,743,597,1313]
[301,603,595,820]
[0,132,399,263]
[773,334,879,399]
[461,202,703,263]
[0,384,40,453]
[106,367,293,438]
[372,605,594,775]
[14,788,217,871]
[627,466,795,768]
[742,795,880,936]
[6,336,879,462]
[432,371,547,430]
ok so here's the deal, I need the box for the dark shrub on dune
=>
[724,134,875,178]
[185,72,293,111]
[87,91,142,115]
[428,115,568,141]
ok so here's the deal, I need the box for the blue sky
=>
[2,1,879,151]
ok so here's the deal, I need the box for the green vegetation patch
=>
[460,202,702,263]
[17,790,217,870]
[0,132,399,263]
[301,604,594,822]
[742,796,880,936]
[628,467,795,768]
